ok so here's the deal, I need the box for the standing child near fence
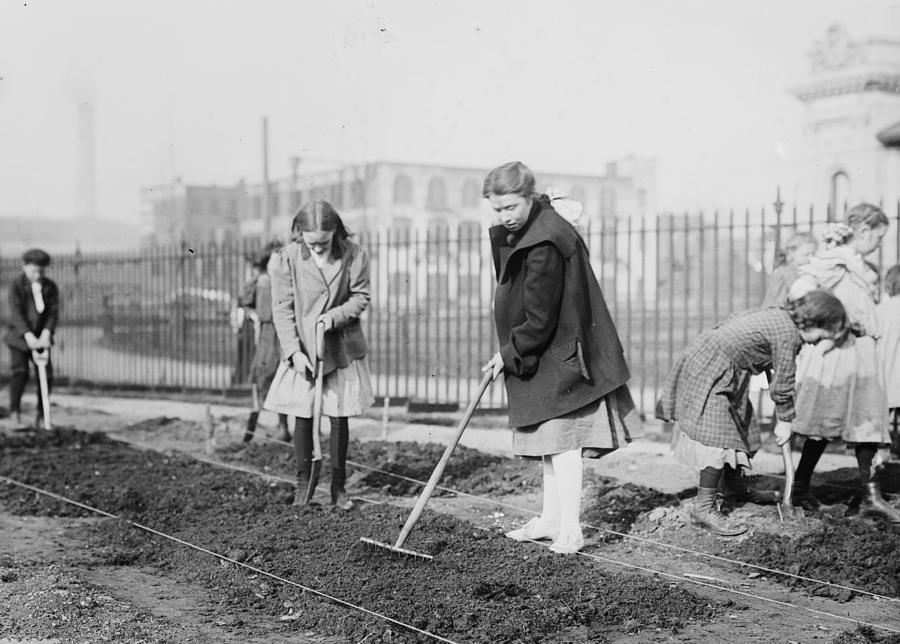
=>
[3,249,59,430]
[788,205,899,524]
[876,264,900,458]
[762,232,818,308]
[656,291,849,536]
[240,241,290,443]
[265,200,374,510]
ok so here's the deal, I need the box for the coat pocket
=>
[547,336,591,382]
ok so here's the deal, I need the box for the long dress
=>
[789,246,889,444]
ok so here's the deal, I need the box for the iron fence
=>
[2,200,898,416]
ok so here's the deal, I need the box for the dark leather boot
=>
[859,481,900,524]
[690,487,746,536]
[330,467,353,511]
[277,415,292,443]
[243,411,259,443]
[791,477,822,513]
[722,465,779,504]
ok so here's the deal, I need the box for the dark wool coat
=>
[490,197,630,427]
[4,274,60,351]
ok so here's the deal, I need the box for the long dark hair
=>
[291,199,352,259]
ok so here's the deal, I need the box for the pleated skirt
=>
[512,384,644,458]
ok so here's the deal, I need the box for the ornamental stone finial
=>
[808,24,865,73]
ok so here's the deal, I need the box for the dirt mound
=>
[832,625,900,644]
[728,518,900,600]
[0,428,726,643]
[582,479,683,539]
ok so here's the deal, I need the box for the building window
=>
[462,178,481,207]
[350,179,366,208]
[426,177,447,211]
[830,171,850,221]
[330,183,343,209]
[394,174,413,204]
[271,190,280,216]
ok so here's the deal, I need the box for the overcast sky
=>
[1,0,898,223]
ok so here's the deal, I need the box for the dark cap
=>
[22,248,51,267]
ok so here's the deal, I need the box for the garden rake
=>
[360,370,493,560]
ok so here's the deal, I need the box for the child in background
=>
[751,232,819,440]
[3,249,59,430]
[656,291,849,536]
[789,206,898,524]
[762,232,817,308]
[240,241,290,443]
[876,265,900,458]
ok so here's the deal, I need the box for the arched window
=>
[461,178,481,208]
[830,171,850,221]
[426,177,447,211]
[350,179,366,208]
[393,174,413,205]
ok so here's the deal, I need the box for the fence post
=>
[772,187,784,270]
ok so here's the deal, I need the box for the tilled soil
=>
[217,438,686,538]
[218,435,900,600]
[1,428,729,643]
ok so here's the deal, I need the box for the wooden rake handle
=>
[393,371,493,550]
[310,321,326,462]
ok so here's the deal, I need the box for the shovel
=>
[360,370,493,560]
[304,320,326,504]
[31,349,52,430]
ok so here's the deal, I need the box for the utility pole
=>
[262,117,271,240]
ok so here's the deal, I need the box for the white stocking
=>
[551,448,583,536]
[538,455,561,528]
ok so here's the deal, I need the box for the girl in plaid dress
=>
[656,291,849,536]
[788,205,899,524]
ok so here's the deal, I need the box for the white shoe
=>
[505,517,560,542]
[548,530,584,554]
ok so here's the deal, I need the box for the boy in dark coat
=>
[4,249,59,428]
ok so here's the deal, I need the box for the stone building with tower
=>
[789,24,900,211]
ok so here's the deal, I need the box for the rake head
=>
[359,536,433,561]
